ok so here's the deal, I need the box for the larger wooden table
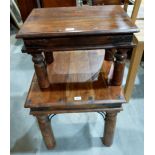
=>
[16,6,139,149]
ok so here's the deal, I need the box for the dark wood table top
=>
[16,6,139,38]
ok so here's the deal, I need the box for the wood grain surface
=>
[16,6,139,38]
[25,50,126,108]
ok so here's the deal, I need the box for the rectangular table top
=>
[16,6,139,38]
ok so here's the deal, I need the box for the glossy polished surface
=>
[47,50,111,83]
[16,6,139,38]
[25,50,125,108]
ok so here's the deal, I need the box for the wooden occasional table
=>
[16,6,139,149]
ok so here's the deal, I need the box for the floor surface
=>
[10,28,144,155]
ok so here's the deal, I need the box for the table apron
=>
[30,107,123,115]
[23,34,134,52]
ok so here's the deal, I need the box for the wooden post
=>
[124,0,129,12]
[103,112,117,146]
[37,115,56,149]
[32,53,50,88]
[131,0,142,24]
[112,48,128,86]
[105,48,116,61]
[124,37,144,101]
[44,52,54,64]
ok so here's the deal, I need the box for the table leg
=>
[44,52,54,64]
[103,112,117,146]
[112,48,128,86]
[36,115,56,149]
[32,53,50,88]
[105,48,116,61]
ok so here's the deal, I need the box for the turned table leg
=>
[112,48,128,86]
[103,112,117,146]
[32,53,50,88]
[105,48,116,61]
[36,115,56,149]
[44,52,54,64]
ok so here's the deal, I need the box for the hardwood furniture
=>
[125,0,143,101]
[16,6,139,149]
[130,0,142,23]
[125,19,144,101]
[91,0,143,101]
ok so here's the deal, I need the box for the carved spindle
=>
[37,115,56,149]
[32,54,50,88]
[105,48,116,61]
[44,52,54,64]
[112,48,128,86]
[103,112,118,146]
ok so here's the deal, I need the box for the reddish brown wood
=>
[37,115,56,149]
[105,49,117,61]
[112,48,128,86]
[32,54,50,88]
[92,0,122,5]
[23,35,134,52]
[31,107,123,115]
[44,52,54,64]
[26,74,125,108]
[41,0,76,7]
[28,70,123,149]
[16,6,139,39]
[103,111,118,146]
[25,51,126,109]
[16,6,139,149]
[17,0,38,22]
[23,34,134,51]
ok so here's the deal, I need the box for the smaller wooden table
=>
[26,51,124,149]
